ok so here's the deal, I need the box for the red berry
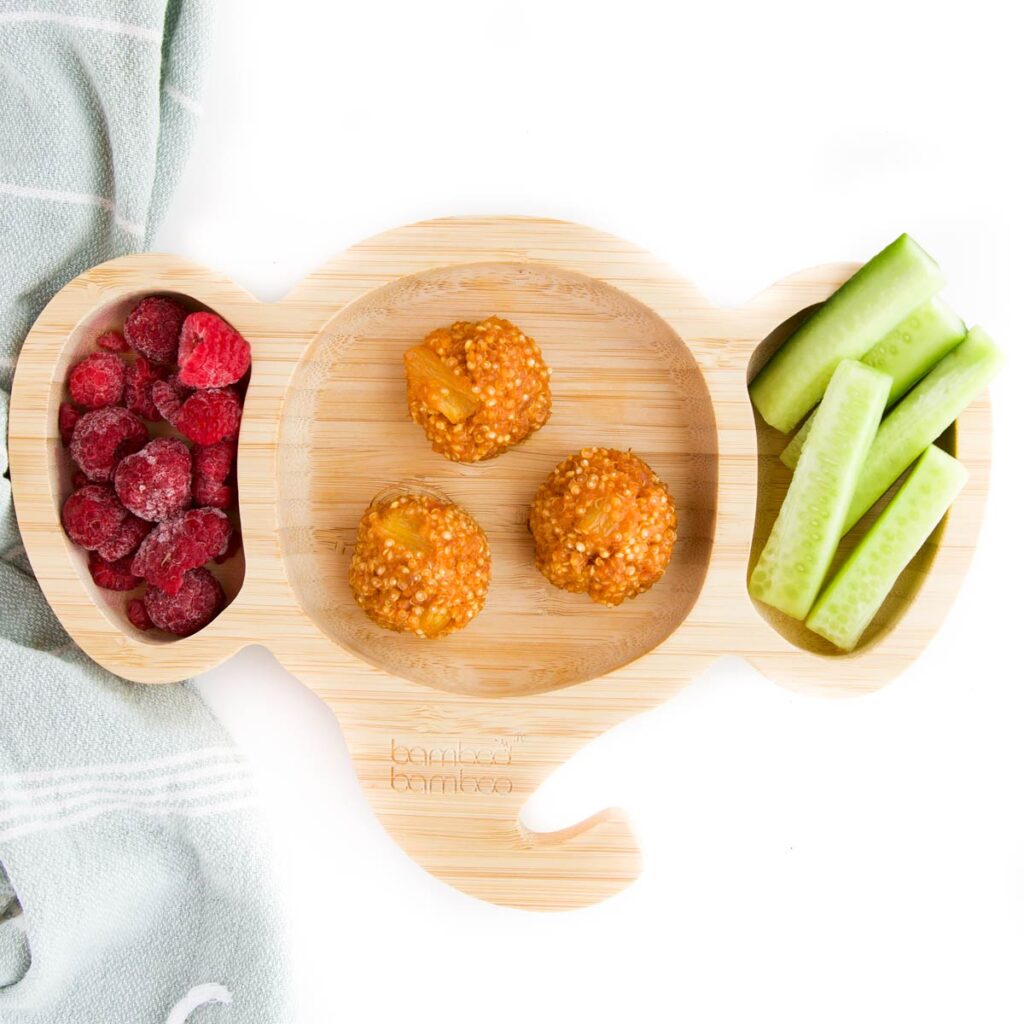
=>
[97,330,129,353]
[68,352,126,409]
[131,507,232,595]
[114,438,193,522]
[143,568,224,636]
[192,439,235,483]
[70,407,148,483]
[151,376,188,424]
[124,296,187,363]
[58,402,81,446]
[168,388,242,446]
[124,356,170,421]
[214,528,242,565]
[193,474,232,509]
[177,312,252,389]
[88,551,142,591]
[127,598,153,631]
[71,470,89,489]
[61,485,126,550]
[95,513,151,562]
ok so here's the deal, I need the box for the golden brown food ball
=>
[529,448,677,607]
[404,316,552,462]
[349,492,491,638]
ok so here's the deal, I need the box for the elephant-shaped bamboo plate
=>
[8,217,991,911]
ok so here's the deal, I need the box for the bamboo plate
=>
[8,217,991,911]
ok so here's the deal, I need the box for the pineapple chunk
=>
[578,497,624,536]
[375,504,432,554]
[418,604,452,638]
[404,345,481,424]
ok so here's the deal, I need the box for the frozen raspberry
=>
[124,356,170,421]
[114,438,193,522]
[96,330,129,353]
[177,312,252,388]
[193,474,231,509]
[143,568,224,636]
[167,388,242,446]
[131,507,231,594]
[96,513,151,562]
[151,376,188,424]
[88,551,142,591]
[58,402,81,446]
[70,407,148,483]
[68,352,126,409]
[71,470,89,490]
[127,597,153,631]
[61,485,127,550]
[124,296,187,363]
[192,439,235,483]
[214,529,242,565]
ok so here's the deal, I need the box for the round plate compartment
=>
[277,261,718,697]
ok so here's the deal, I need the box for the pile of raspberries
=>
[59,296,250,636]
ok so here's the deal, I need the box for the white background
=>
[154,2,1024,1021]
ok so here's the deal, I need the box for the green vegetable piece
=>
[749,360,890,620]
[807,445,967,651]
[842,326,1002,535]
[780,297,966,469]
[750,233,943,433]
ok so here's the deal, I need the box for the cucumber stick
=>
[750,234,943,433]
[842,326,1003,534]
[749,360,890,619]
[807,445,967,650]
[780,297,966,469]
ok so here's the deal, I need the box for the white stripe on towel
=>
[0,775,254,826]
[0,182,146,237]
[166,983,233,1024]
[0,793,257,843]
[163,85,204,117]
[0,758,250,803]
[0,745,244,788]
[0,11,160,43]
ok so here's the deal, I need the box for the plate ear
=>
[8,254,293,683]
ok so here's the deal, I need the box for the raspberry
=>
[88,551,142,591]
[192,439,235,483]
[96,330,129,353]
[58,402,81,446]
[68,352,126,409]
[71,470,89,490]
[70,407,148,483]
[124,356,170,420]
[114,438,193,521]
[131,507,231,594]
[96,513,151,561]
[151,376,188,424]
[124,296,187,363]
[177,312,252,388]
[167,388,242,446]
[214,529,242,565]
[143,568,224,636]
[61,485,127,550]
[127,598,153,631]
[193,474,232,509]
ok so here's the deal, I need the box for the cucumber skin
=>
[749,360,890,620]
[779,297,966,469]
[750,234,944,434]
[807,445,967,651]
[842,326,1003,535]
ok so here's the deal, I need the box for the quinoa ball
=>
[529,448,677,607]
[404,316,552,462]
[349,492,491,638]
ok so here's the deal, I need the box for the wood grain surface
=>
[8,217,991,910]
